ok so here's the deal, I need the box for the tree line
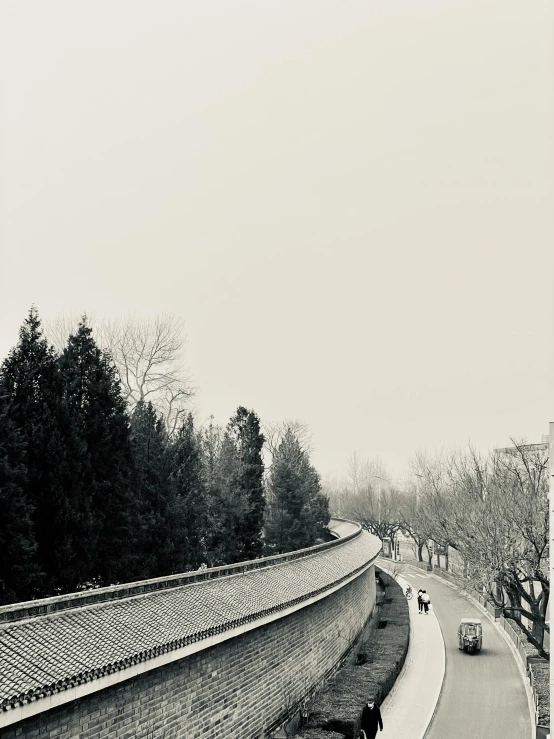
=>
[0,308,330,605]
[325,444,549,660]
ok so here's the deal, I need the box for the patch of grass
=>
[297,569,409,739]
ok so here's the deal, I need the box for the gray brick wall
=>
[2,568,375,739]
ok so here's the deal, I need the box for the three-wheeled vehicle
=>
[458,618,482,654]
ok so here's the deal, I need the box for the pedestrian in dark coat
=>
[360,699,383,739]
[417,588,424,613]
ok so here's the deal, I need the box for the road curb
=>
[428,571,536,739]
[421,603,448,739]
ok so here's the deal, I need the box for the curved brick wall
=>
[0,521,381,739]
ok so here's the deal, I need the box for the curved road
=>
[402,566,531,739]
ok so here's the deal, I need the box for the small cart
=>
[458,618,482,654]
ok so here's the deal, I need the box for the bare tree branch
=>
[44,312,195,434]
[263,420,313,460]
[406,442,549,658]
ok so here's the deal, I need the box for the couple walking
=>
[418,589,431,614]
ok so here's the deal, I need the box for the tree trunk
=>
[425,541,433,568]
[532,619,544,649]
[417,541,424,562]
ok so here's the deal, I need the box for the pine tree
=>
[200,419,228,566]
[59,318,136,585]
[199,419,250,566]
[265,429,330,553]
[0,307,79,594]
[130,401,178,577]
[227,407,265,560]
[0,393,40,603]
[215,430,250,564]
[170,413,207,570]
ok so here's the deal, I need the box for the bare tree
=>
[346,451,388,495]
[481,442,549,656]
[407,443,549,658]
[44,311,100,352]
[321,453,392,527]
[408,451,455,565]
[263,419,313,460]
[320,473,350,517]
[44,312,195,434]
[102,314,194,434]
[343,483,404,544]
[398,489,434,563]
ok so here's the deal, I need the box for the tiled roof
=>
[0,527,381,713]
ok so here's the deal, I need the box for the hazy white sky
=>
[1,0,552,481]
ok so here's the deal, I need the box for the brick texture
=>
[2,568,376,739]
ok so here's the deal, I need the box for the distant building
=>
[493,435,549,456]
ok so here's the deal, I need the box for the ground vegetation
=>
[298,569,409,738]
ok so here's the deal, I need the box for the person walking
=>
[417,589,424,614]
[360,698,383,739]
[421,589,431,614]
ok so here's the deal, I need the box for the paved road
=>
[402,567,531,739]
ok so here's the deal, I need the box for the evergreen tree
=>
[199,419,252,566]
[0,393,40,603]
[227,407,265,560]
[59,318,136,585]
[212,430,250,564]
[200,419,228,566]
[130,401,178,577]
[170,413,207,570]
[0,307,81,594]
[265,429,330,553]
[200,421,230,565]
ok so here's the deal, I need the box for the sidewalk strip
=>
[377,563,445,739]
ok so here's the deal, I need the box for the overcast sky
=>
[1,0,552,482]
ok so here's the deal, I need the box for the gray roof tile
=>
[0,530,380,712]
